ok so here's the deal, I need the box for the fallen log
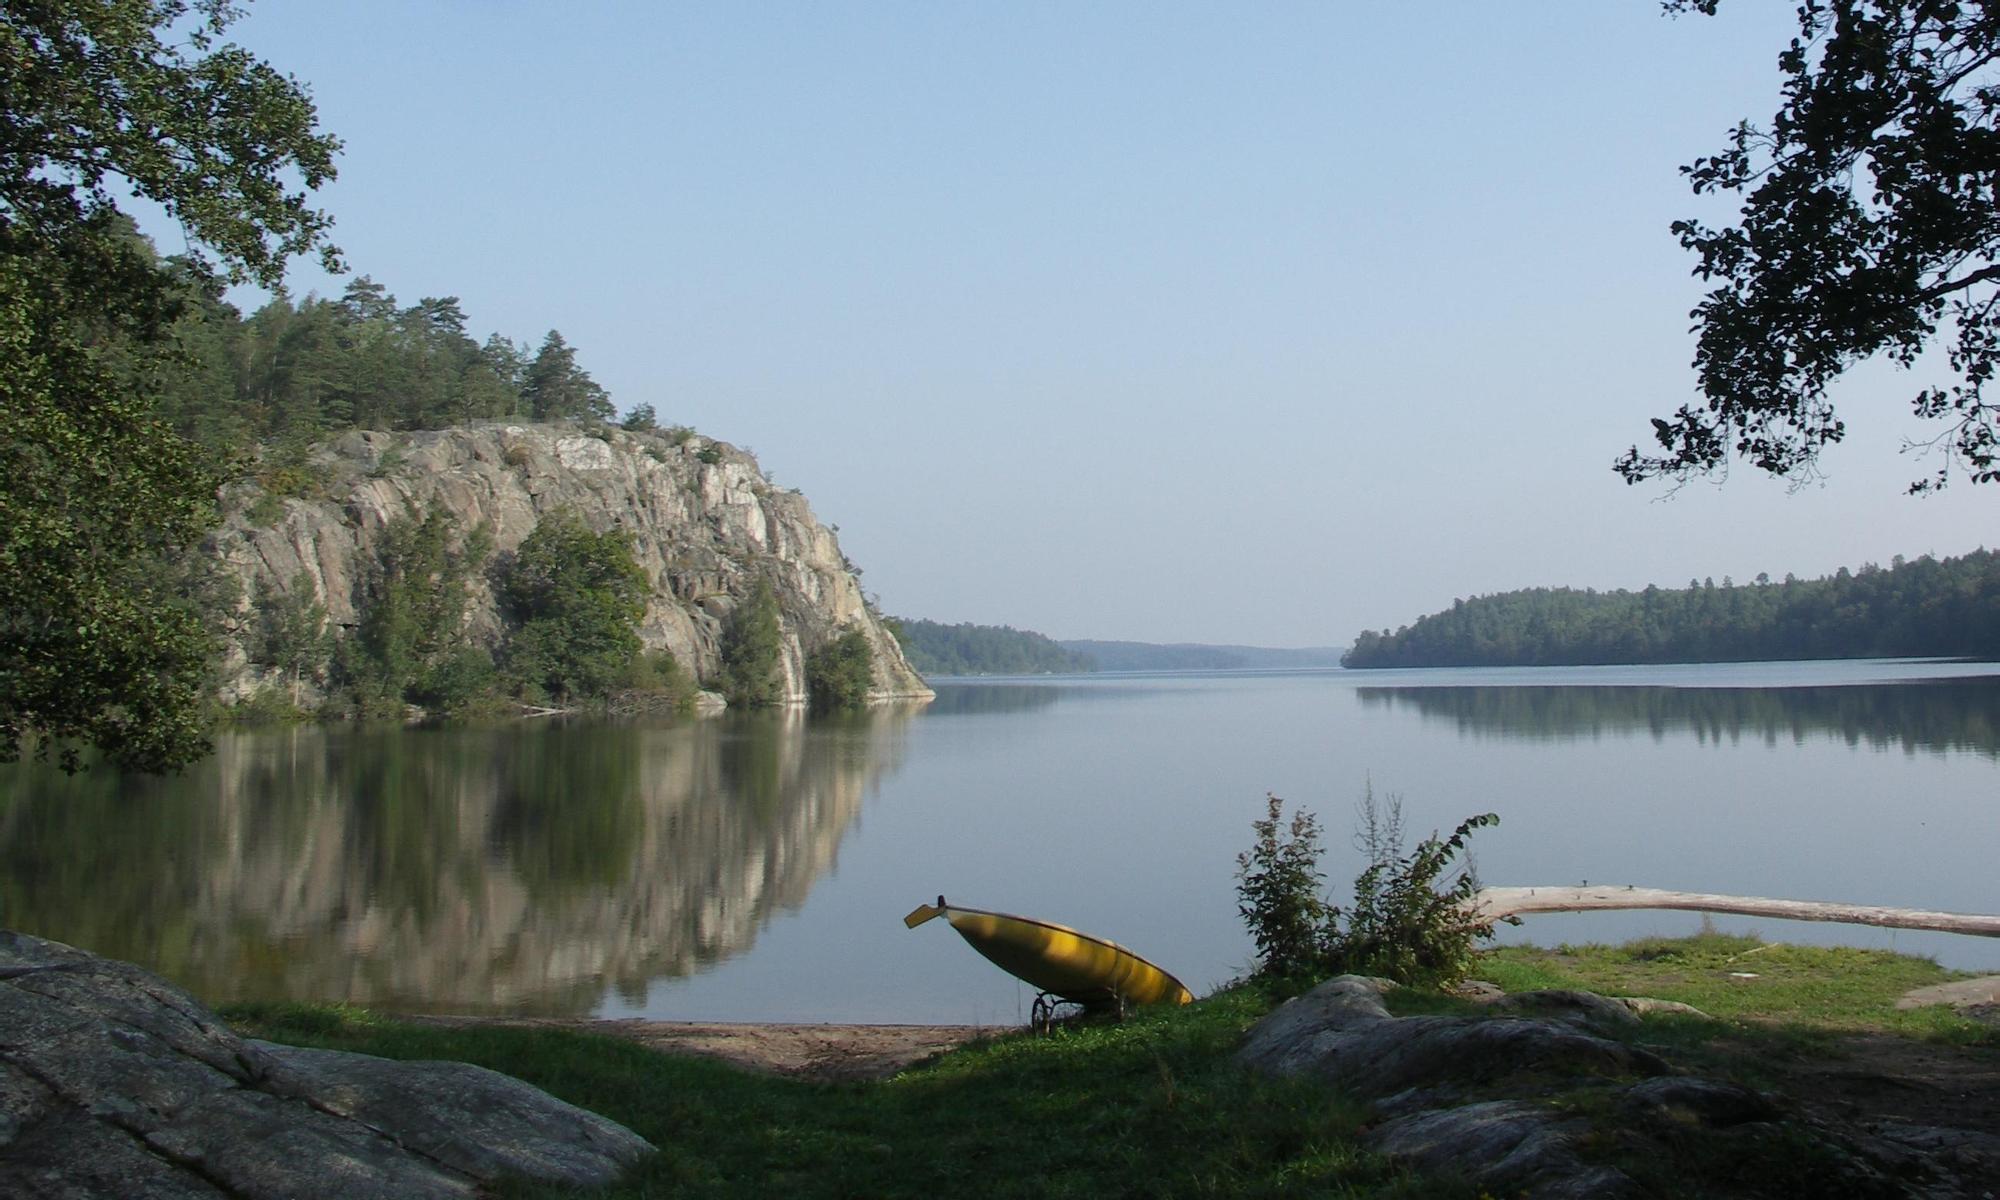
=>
[1471,885,2000,939]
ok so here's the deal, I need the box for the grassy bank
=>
[223,935,1995,1199]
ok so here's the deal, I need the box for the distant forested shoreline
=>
[886,620,1095,676]
[1059,641,1347,672]
[1343,550,2000,668]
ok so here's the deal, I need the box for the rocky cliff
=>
[206,422,931,707]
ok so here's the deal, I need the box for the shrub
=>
[251,573,331,705]
[1326,793,1506,989]
[336,509,491,717]
[367,444,406,479]
[718,579,784,707]
[612,649,699,713]
[1235,787,1506,989]
[620,403,658,432]
[1235,793,1332,981]
[664,424,695,446]
[805,628,873,712]
[497,510,649,704]
[696,443,724,465]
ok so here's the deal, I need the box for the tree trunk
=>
[1471,885,2000,938]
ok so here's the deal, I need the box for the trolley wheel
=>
[1030,993,1055,1036]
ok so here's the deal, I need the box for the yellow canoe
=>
[905,896,1193,1011]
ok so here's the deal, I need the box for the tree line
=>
[1342,550,2000,669]
[146,265,622,458]
[886,619,1095,676]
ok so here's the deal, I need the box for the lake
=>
[2,659,1996,1025]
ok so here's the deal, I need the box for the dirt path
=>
[403,1016,997,1082]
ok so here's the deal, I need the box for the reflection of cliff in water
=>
[0,706,921,1014]
[1355,678,2000,758]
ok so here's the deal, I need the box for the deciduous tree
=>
[1,0,340,770]
[1622,0,2000,492]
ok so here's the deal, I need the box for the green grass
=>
[1480,931,1993,1041]
[223,933,1996,1198]
[224,989,1473,1200]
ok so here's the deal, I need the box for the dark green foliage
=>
[1323,794,1504,990]
[805,628,874,712]
[1235,794,1332,980]
[1627,2,2000,491]
[1237,790,1503,989]
[497,511,650,703]
[1,264,223,772]
[719,580,785,707]
[1344,549,2000,668]
[615,649,699,713]
[1,0,340,771]
[252,573,332,705]
[889,618,1095,675]
[160,282,597,447]
[338,509,490,717]
[521,330,613,422]
[620,403,658,432]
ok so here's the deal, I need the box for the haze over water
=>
[3,660,1994,1025]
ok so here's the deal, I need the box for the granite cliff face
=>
[206,423,930,706]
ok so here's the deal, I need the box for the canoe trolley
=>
[905,895,1192,1033]
[1029,992,1092,1035]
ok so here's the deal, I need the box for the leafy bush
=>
[718,579,784,707]
[805,628,873,712]
[620,403,658,432]
[1326,794,1505,989]
[612,649,699,713]
[497,510,649,704]
[696,443,724,465]
[251,572,330,705]
[1235,788,1505,989]
[336,509,490,718]
[1235,794,1332,981]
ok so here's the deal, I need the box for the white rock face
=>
[206,423,932,706]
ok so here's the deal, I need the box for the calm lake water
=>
[3,659,1996,1025]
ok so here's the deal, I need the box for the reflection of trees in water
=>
[1356,680,2000,758]
[0,705,921,1014]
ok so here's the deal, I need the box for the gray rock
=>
[1366,1099,1635,1199]
[1450,979,1504,1001]
[1613,996,1710,1019]
[0,931,655,1200]
[1487,988,1643,1030]
[1236,975,1667,1099]
[208,423,933,709]
[257,1042,650,1188]
[1234,975,1398,1075]
[1620,1075,1782,1128]
[1894,976,2000,1012]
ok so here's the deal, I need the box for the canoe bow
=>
[906,895,1193,1011]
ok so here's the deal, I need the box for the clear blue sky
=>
[189,2,1995,646]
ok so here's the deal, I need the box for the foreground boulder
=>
[0,930,653,1199]
[1237,975,1974,1199]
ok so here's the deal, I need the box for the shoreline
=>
[397,1015,995,1081]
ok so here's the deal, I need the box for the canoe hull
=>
[906,900,1192,1011]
